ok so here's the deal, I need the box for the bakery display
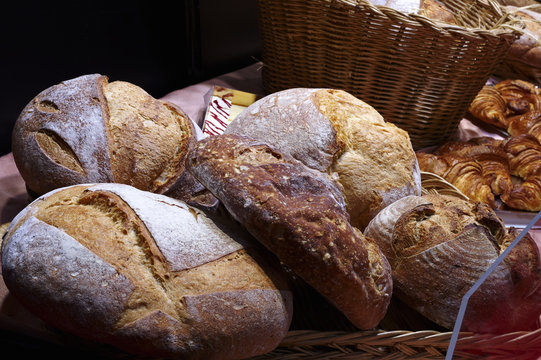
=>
[3,4,541,354]
[365,192,541,333]
[1,183,293,359]
[419,78,541,211]
[11,74,218,212]
[224,88,422,231]
[187,133,393,330]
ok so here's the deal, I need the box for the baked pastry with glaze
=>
[416,151,497,207]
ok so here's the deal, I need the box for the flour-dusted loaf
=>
[1,183,293,359]
[224,88,421,230]
[187,134,393,330]
[364,193,541,333]
[11,74,217,211]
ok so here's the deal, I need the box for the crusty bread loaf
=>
[224,88,421,230]
[364,193,541,333]
[187,133,393,330]
[11,74,217,211]
[1,183,293,359]
[495,5,541,84]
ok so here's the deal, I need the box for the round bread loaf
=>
[1,183,293,359]
[187,133,393,330]
[11,74,217,211]
[364,193,541,333]
[224,88,421,230]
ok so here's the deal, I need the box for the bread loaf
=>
[1,183,293,359]
[364,193,541,333]
[187,133,393,330]
[495,5,541,84]
[11,74,218,211]
[224,88,421,230]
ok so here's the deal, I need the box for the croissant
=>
[501,175,541,211]
[468,85,509,129]
[503,133,541,178]
[434,138,512,196]
[469,79,541,142]
[500,134,541,211]
[416,152,496,207]
[495,79,541,113]
[507,110,541,137]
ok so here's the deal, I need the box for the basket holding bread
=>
[2,70,541,359]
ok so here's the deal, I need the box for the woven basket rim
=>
[322,0,523,38]
[257,327,541,358]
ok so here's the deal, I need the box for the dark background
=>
[0,0,262,156]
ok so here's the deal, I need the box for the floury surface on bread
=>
[11,74,218,212]
[364,193,541,333]
[187,133,393,330]
[225,88,421,231]
[1,183,293,359]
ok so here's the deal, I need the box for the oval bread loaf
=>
[11,74,217,211]
[365,193,541,333]
[224,88,422,230]
[1,183,293,359]
[187,133,393,330]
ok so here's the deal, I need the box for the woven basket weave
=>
[257,0,521,149]
[250,328,541,359]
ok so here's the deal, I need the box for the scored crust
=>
[365,193,541,332]
[187,133,393,330]
[1,184,292,359]
[11,74,217,210]
[225,88,421,230]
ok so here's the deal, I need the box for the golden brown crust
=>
[416,151,497,207]
[11,74,217,211]
[225,87,421,231]
[365,193,541,333]
[1,184,292,359]
[434,138,513,196]
[469,79,541,146]
[468,85,509,129]
[187,134,393,330]
[418,133,541,211]
[420,0,457,24]
[500,134,541,211]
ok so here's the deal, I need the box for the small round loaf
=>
[1,183,293,359]
[364,193,541,333]
[11,74,217,211]
[187,133,393,330]
[224,88,421,230]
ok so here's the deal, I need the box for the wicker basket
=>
[257,0,521,149]
[250,328,541,359]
